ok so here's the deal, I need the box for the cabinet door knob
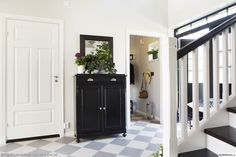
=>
[87,78,94,82]
[110,78,117,82]
[103,107,106,110]
[99,107,102,110]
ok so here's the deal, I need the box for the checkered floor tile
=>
[0,121,163,157]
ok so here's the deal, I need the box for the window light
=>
[180,28,209,39]
[208,10,227,23]
[228,6,236,15]
[177,25,191,34]
[191,19,207,29]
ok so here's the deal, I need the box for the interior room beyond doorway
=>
[129,35,161,124]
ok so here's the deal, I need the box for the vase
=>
[77,65,85,74]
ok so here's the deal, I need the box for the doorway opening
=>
[129,35,161,125]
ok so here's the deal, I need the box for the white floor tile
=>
[150,137,162,144]
[71,148,97,157]
[123,134,136,140]
[139,131,156,137]
[69,140,91,147]
[96,137,115,144]
[55,153,69,157]
[10,146,36,154]
[100,144,124,154]
[140,150,154,157]
[132,126,145,130]
[40,142,65,151]
[147,123,161,127]
[127,141,149,149]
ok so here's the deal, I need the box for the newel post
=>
[161,37,178,157]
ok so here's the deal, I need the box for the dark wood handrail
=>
[177,15,236,60]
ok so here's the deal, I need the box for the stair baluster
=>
[222,30,229,103]
[192,48,200,129]
[180,56,188,139]
[203,42,210,121]
[213,36,220,113]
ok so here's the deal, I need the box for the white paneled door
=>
[6,19,60,140]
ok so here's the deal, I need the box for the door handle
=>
[99,107,102,111]
[110,78,117,82]
[87,78,94,82]
[103,107,106,110]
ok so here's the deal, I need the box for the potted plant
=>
[75,52,85,74]
[75,43,117,74]
[95,43,117,74]
[83,52,98,74]
[147,48,159,61]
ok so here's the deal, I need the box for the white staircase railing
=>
[168,15,236,156]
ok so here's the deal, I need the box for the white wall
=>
[130,35,161,119]
[168,0,236,29]
[0,0,168,133]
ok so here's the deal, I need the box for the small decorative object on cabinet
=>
[75,51,85,74]
[75,74,126,142]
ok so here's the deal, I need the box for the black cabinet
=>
[75,74,126,142]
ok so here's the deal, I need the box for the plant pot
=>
[153,53,158,59]
[98,70,108,74]
[77,65,85,74]
[148,54,153,61]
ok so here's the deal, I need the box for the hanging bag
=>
[139,76,148,99]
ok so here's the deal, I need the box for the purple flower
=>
[75,52,82,58]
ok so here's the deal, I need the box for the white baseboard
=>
[65,130,75,137]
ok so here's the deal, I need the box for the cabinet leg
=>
[122,132,127,137]
[76,138,80,143]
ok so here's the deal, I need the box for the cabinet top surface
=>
[75,74,126,77]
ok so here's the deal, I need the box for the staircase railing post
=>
[162,37,178,157]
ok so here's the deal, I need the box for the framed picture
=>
[80,35,113,59]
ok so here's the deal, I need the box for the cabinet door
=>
[77,84,102,133]
[103,83,125,131]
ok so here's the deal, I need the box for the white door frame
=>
[125,30,166,128]
[0,13,64,144]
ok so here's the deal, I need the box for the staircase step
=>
[227,107,236,114]
[178,149,217,157]
[204,126,236,147]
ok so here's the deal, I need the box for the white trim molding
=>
[161,37,178,157]
[0,13,64,144]
[0,14,6,145]
[125,30,166,128]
